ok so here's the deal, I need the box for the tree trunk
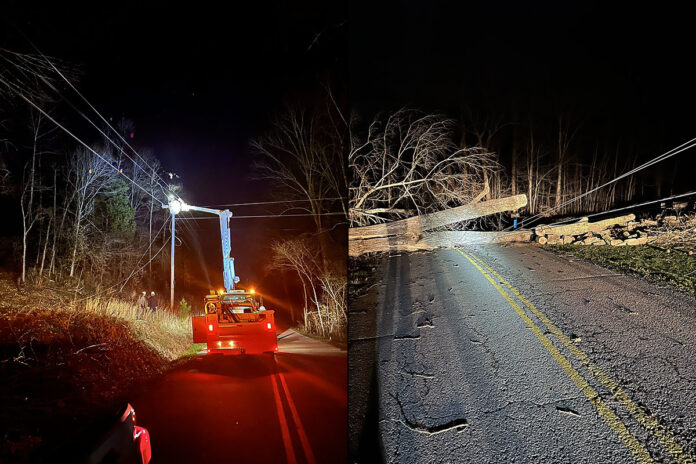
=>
[149,185,154,275]
[20,133,38,283]
[511,137,517,196]
[69,206,83,277]
[350,193,526,240]
[39,218,51,276]
[527,149,533,215]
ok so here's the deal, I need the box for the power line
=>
[56,95,171,199]
[75,216,170,301]
[7,41,201,246]
[23,37,174,195]
[0,74,162,203]
[509,137,696,231]
[177,212,346,220]
[547,190,696,226]
[202,197,346,207]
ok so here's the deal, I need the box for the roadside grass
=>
[183,342,207,357]
[0,273,195,460]
[548,245,696,294]
[83,297,191,361]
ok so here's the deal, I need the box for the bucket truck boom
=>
[164,199,277,355]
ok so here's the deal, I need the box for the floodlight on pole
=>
[162,198,239,311]
[163,197,187,312]
[169,199,183,215]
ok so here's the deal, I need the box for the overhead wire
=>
[0,61,199,261]
[16,40,204,241]
[202,197,346,208]
[18,36,346,238]
[508,137,696,230]
[22,37,175,196]
[0,73,162,203]
[177,212,346,220]
[549,190,696,225]
[12,37,196,247]
[75,215,171,301]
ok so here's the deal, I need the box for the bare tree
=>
[554,116,577,209]
[251,96,346,272]
[268,238,324,334]
[38,167,56,277]
[19,110,46,282]
[0,157,10,195]
[349,109,498,226]
[464,110,508,201]
[66,146,117,277]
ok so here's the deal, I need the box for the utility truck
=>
[193,288,277,354]
[164,199,278,355]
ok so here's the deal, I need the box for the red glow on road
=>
[130,132,134,139]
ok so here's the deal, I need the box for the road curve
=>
[133,329,346,464]
[349,244,696,463]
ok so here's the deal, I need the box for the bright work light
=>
[169,199,182,215]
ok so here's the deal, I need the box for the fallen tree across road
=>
[349,194,528,241]
[348,230,533,256]
[348,194,529,256]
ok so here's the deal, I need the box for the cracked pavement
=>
[348,244,696,463]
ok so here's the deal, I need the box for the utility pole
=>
[163,197,239,312]
[170,209,176,311]
[164,198,183,312]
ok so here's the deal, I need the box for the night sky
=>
[3,1,695,303]
[6,1,695,198]
[4,1,346,306]
[350,2,694,129]
[346,1,695,193]
[4,0,346,204]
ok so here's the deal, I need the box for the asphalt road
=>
[349,244,696,463]
[132,329,346,464]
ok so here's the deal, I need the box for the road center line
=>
[465,250,695,464]
[276,359,318,464]
[270,361,298,464]
[456,249,654,464]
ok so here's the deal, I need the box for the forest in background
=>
[0,49,349,341]
[348,106,686,228]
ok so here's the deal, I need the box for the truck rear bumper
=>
[206,334,277,355]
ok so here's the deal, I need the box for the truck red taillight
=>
[267,322,272,330]
[208,324,213,331]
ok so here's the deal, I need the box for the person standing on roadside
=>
[148,291,158,311]
[137,291,147,310]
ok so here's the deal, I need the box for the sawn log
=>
[534,214,635,237]
[349,194,528,241]
[348,230,533,256]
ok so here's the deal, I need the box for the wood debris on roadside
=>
[534,213,696,252]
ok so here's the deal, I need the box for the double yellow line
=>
[270,357,317,464]
[456,248,694,464]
